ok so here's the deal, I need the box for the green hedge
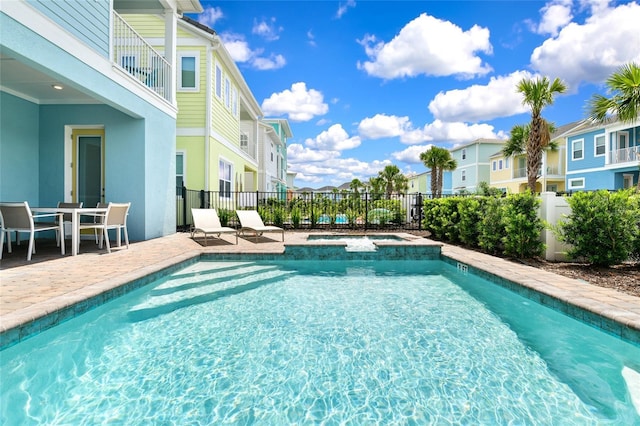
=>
[423,192,543,259]
[554,189,639,266]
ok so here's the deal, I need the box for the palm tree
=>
[588,62,640,124]
[419,146,457,198]
[517,76,567,192]
[377,165,407,198]
[349,178,364,195]
[503,122,558,185]
[587,62,640,190]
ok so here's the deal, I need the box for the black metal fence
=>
[176,187,428,232]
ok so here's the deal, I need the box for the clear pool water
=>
[2,259,640,425]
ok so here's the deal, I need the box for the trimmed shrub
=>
[477,197,505,255]
[457,197,482,247]
[501,191,544,259]
[555,189,639,266]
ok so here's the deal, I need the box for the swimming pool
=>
[2,259,639,424]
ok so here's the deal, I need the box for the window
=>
[498,159,503,170]
[594,134,605,156]
[225,77,231,109]
[271,144,274,162]
[462,149,466,160]
[568,178,585,189]
[215,63,222,98]
[572,139,584,160]
[505,157,509,168]
[546,184,557,192]
[492,161,496,171]
[232,87,238,116]
[176,152,185,196]
[219,159,232,197]
[240,133,248,150]
[461,170,466,181]
[178,53,199,90]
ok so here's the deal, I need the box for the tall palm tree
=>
[503,122,558,182]
[588,62,640,124]
[517,76,567,192]
[368,176,385,198]
[349,178,364,195]
[420,146,457,198]
[377,165,407,198]
[587,62,640,190]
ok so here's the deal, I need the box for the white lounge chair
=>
[191,208,238,245]
[236,210,284,242]
[0,201,65,261]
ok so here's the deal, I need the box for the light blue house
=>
[564,119,639,191]
[0,0,202,241]
[449,139,505,193]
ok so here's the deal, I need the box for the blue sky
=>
[191,0,640,189]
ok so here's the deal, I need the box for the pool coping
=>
[1,232,639,349]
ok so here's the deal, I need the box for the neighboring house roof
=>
[263,118,294,138]
[178,15,262,119]
[450,138,505,151]
[114,0,203,14]
[181,14,215,35]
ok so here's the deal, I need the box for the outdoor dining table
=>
[31,207,108,256]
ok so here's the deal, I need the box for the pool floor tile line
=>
[1,232,639,348]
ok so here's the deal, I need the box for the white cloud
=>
[307,30,316,47]
[531,2,640,89]
[336,0,356,19]
[357,13,492,79]
[287,143,339,163]
[252,54,286,70]
[220,33,286,70]
[536,1,573,36]
[357,113,505,145]
[262,82,329,122]
[358,114,412,139]
[289,157,392,186]
[197,6,224,27]
[305,124,361,151]
[401,120,504,144]
[252,17,282,41]
[391,144,435,164]
[428,71,536,122]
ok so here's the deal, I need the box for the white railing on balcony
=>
[609,145,640,165]
[514,167,527,178]
[112,11,171,102]
[514,166,557,178]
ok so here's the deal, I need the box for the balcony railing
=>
[112,11,171,102]
[609,146,640,165]
[514,166,559,178]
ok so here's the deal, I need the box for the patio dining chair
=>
[78,202,130,253]
[0,201,65,261]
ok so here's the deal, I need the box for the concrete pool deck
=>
[1,231,639,348]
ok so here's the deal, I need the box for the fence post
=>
[182,185,187,229]
[364,192,369,231]
[310,192,314,229]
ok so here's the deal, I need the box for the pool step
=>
[128,264,294,322]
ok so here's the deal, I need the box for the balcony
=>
[514,166,560,178]
[609,146,640,165]
[112,11,171,102]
